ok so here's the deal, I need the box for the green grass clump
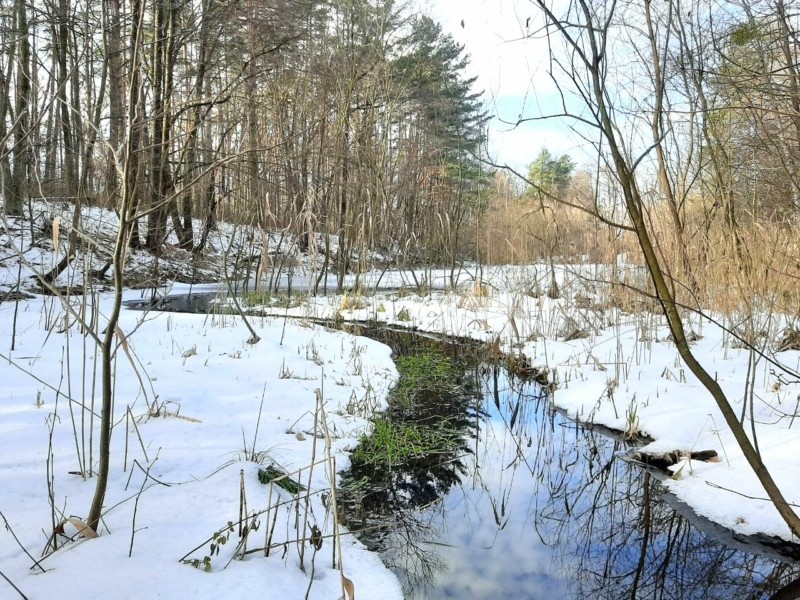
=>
[242,289,305,309]
[391,350,461,408]
[349,350,468,470]
[257,464,306,494]
[243,289,272,306]
[351,417,460,469]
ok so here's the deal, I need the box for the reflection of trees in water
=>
[374,506,449,596]
[339,353,481,595]
[550,465,800,599]
[340,438,470,595]
[342,351,800,599]
[505,369,800,600]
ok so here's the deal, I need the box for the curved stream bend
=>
[339,327,800,600]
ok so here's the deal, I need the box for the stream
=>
[339,328,800,599]
[123,297,800,598]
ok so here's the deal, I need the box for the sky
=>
[423,0,590,176]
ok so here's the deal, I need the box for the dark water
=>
[340,338,800,599]
[121,279,440,313]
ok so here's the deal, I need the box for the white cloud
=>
[418,0,589,172]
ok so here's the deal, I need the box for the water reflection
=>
[341,361,800,599]
[340,350,480,592]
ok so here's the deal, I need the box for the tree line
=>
[0,0,489,286]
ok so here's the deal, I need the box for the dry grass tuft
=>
[475,187,800,329]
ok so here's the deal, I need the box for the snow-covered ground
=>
[0,199,390,293]
[0,287,402,599]
[266,263,800,547]
[3,201,800,598]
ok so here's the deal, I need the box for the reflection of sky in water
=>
[400,376,569,599]
[424,454,567,598]
[366,366,800,599]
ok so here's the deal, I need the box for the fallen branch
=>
[624,449,720,471]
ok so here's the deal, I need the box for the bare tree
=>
[87,0,147,532]
[528,0,800,538]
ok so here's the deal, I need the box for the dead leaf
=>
[341,574,355,600]
[66,517,98,538]
[309,525,323,550]
[509,316,520,342]
[52,216,61,255]
[295,432,306,441]
[115,325,131,358]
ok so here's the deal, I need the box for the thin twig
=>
[0,510,46,573]
[0,569,29,600]
[706,482,800,508]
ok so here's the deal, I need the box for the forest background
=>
[4,0,800,547]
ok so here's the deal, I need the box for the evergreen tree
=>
[392,16,489,260]
[527,148,574,198]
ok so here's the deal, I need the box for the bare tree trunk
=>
[55,0,77,196]
[146,0,175,252]
[105,0,123,206]
[643,0,697,295]
[0,19,14,206]
[42,52,58,187]
[194,33,217,255]
[337,121,349,291]
[39,0,82,284]
[7,0,31,217]
[178,0,216,251]
[87,0,146,533]
[245,0,262,219]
